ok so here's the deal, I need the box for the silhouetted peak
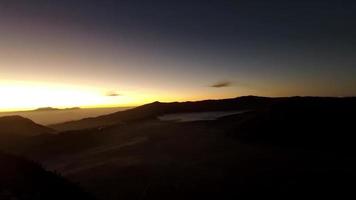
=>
[135,101,164,110]
[233,95,271,100]
[0,115,54,137]
[34,107,81,111]
[34,107,60,111]
[0,115,32,122]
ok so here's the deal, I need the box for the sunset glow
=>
[0,1,355,112]
[0,81,136,112]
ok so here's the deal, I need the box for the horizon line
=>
[1,95,355,113]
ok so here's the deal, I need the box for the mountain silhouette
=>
[230,97,356,152]
[50,96,272,131]
[0,115,54,145]
[34,107,81,111]
[4,96,356,200]
[0,151,93,200]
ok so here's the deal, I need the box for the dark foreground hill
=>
[0,152,93,200]
[7,96,356,199]
[0,116,54,145]
[230,97,356,152]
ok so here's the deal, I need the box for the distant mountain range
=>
[34,107,81,111]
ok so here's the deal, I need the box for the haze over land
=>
[0,107,131,125]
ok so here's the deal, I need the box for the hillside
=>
[222,96,356,151]
[0,116,54,145]
[0,151,93,200]
[8,96,356,199]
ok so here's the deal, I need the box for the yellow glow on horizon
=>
[0,80,240,112]
[0,80,139,112]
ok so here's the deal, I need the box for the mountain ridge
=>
[49,96,273,131]
[49,96,356,131]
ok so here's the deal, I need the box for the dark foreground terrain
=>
[0,152,93,200]
[1,96,356,199]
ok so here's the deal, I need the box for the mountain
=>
[0,115,54,145]
[50,96,273,131]
[9,96,356,200]
[34,107,81,111]
[34,107,60,111]
[0,151,94,200]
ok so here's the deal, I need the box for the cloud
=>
[210,81,232,88]
[105,91,121,97]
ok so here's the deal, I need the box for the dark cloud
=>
[105,91,121,97]
[210,81,232,88]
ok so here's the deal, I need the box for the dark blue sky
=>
[1,0,356,109]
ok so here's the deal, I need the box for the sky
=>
[1,0,356,111]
